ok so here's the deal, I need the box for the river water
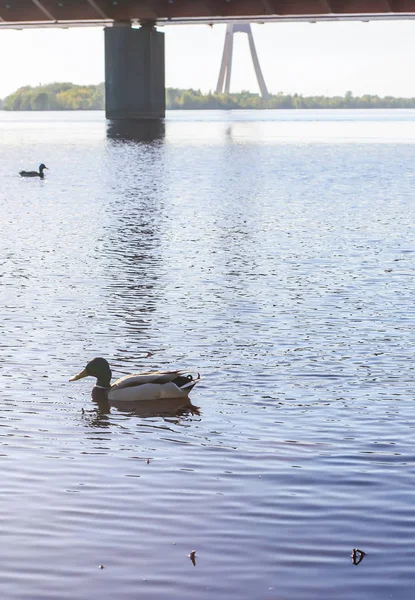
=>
[0,109,415,599]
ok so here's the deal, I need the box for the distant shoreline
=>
[2,83,415,111]
[4,105,415,111]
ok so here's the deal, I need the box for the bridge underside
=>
[1,0,415,28]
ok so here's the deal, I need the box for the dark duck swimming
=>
[19,163,48,178]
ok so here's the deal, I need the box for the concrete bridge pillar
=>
[104,23,165,120]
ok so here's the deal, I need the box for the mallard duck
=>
[70,357,201,402]
[19,163,48,178]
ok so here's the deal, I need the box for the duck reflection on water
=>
[83,396,200,429]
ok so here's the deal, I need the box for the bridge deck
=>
[1,0,415,28]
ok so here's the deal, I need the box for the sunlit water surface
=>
[1,109,415,599]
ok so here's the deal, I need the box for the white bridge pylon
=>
[215,23,269,99]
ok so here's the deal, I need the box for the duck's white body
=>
[108,371,198,402]
[70,358,201,403]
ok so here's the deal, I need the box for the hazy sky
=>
[0,19,414,98]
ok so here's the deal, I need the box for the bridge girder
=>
[0,0,414,28]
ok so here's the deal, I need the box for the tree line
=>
[2,82,105,111]
[166,88,415,109]
[3,83,415,110]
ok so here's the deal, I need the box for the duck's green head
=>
[69,357,112,388]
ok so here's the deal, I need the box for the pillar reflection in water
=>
[102,119,168,367]
[106,119,166,144]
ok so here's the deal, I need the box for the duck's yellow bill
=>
[69,368,88,382]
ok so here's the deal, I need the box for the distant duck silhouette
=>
[19,163,48,178]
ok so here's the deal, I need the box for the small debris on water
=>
[99,564,105,569]
[189,550,196,566]
[351,548,366,565]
